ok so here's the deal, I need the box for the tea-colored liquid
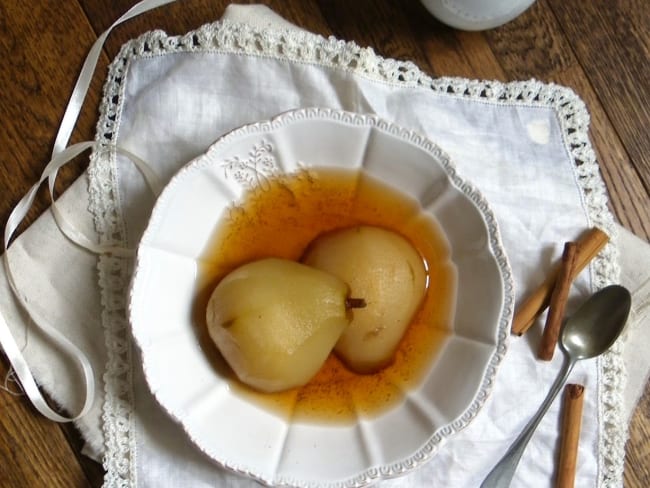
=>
[195,167,456,424]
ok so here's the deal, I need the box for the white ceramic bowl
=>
[129,108,513,487]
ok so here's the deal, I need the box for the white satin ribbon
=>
[1,0,176,422]
[52,0,179,158]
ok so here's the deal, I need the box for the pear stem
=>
[345,297,366,309]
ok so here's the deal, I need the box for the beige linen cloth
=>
[1,4,649,487]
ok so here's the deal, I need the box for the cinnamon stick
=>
[538,242,578,360]
[556,384,585,488]
[512,227,609,335]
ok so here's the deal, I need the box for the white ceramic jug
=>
[420,0,536,30]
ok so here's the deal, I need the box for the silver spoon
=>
[481,284,631,488]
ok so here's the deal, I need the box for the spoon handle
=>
[480,358,575,488]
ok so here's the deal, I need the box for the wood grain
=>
[484,0,650,242]
[625,387,650,487]
[548,0,650,241]
[317,0,432,69]
[0,1,648,487]
[0,358,91,488]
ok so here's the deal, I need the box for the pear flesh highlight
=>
[206,258,355,393]
[303,226,427,374]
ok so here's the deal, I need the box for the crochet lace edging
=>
[88,48,137,486]
[88,19,624,487]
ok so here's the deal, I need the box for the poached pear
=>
[206,258,360,393]
[303,226,427,374]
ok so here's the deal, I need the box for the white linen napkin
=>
[1,4,649,487]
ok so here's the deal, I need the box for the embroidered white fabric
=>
[79,7,633,487]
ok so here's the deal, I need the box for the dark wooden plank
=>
[0,0,109,485]
[316,0,433,70]
[625,386,650,488]
[483,0,574,79]
[0,0,107,229]
[548,0,650,205]
[78,0,230,58]
[0,358,91,487]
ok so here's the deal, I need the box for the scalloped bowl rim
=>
[128,107,514,487]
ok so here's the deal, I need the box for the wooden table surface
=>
[1,0,648,486]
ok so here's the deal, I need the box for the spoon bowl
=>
[561,285,631,360]
[481,284,631,488]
